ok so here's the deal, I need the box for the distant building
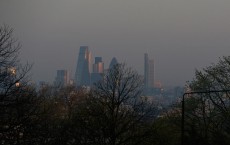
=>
[144,53,154,94]
[155,80,162,89]
[91,57,104,85]
[109,57,118,69]
[93,57,104,73]
[55,70,69,87]
[75,46,91,86]
[39,81,49,89]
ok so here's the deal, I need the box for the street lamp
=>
[181,89,230,145]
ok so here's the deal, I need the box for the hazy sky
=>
[1,0,230,86]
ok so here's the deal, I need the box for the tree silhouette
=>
[183,56,230,145]
[0,24,39,145]
[68,64,157,145]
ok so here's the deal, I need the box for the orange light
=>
[16,82,20,87]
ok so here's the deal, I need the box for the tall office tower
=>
[109,57,118,69]
[144,53,154,90]
[55,70,69,87]
[91,57,104,85]
[88,51,92,73]
[93,57,104,73]
[75,46,91,86]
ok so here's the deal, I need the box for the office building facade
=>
[91,57,104,85]
[144,53,154,90]
[55,70,69,87]
[75,46,91,86]
[109,57,118,69]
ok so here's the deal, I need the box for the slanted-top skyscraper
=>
[75,46,91,86]
[144,53,154,91]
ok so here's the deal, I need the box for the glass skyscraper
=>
[109,57,118,69]
[144,53,154,90]
[91,57,104,85]
[75,46,91,86]
[55,70,69,87]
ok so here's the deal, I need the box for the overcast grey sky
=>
[1,0,230,86]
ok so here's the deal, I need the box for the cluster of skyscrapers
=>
[54,46,155,94]
[74,46,108,86]
[54,46,118,87]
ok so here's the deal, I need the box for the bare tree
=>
[0,24,20,68]
[0,24,38,145]
[69,64,157,145]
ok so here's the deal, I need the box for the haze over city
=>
[1,0,230,86]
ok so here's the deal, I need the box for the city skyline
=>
[1,0,230,86]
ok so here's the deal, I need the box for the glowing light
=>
[16,82,20,87]
[9,67,16,75]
